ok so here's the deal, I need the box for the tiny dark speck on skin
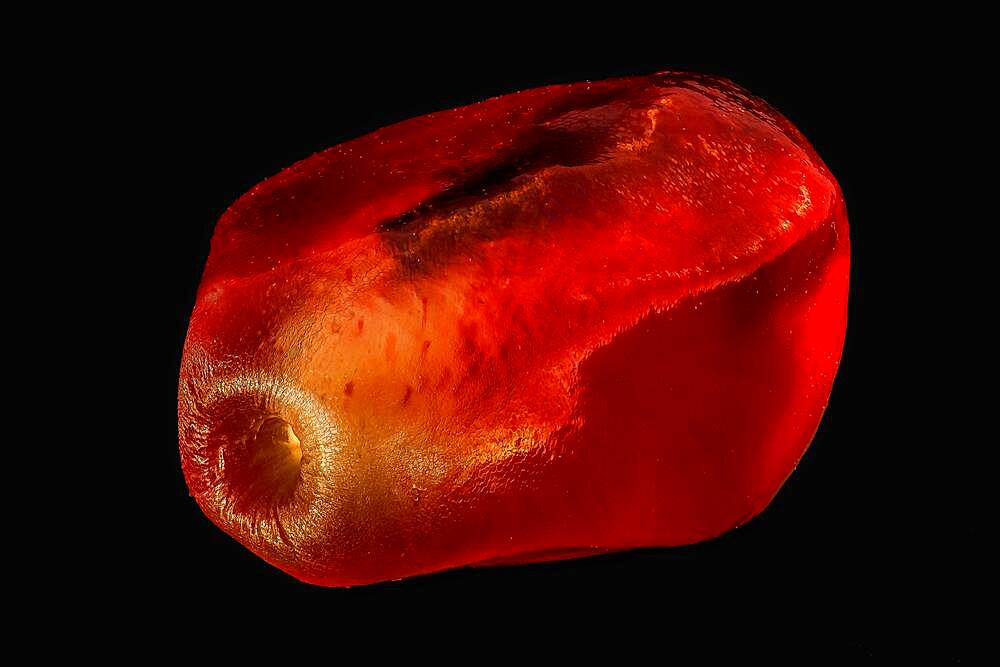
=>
[344,381,354,396]
[357,319,365,333]
[402,385,413,406]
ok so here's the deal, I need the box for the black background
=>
[99,43,972,655]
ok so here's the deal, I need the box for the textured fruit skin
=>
[179,72,849,586]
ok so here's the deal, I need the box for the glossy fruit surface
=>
[179,72,849,586]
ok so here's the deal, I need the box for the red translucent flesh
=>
[179,72,849,586]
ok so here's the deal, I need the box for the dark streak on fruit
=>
[376,97,631,276]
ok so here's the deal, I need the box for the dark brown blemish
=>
[344,381,355,396]
[376,96,626,276]
[402,385,413,407]
[375,84,625,238]
[375,123,612,234]
[357,318,365,334]
[466,353,483,379]
[460,321,478,353]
